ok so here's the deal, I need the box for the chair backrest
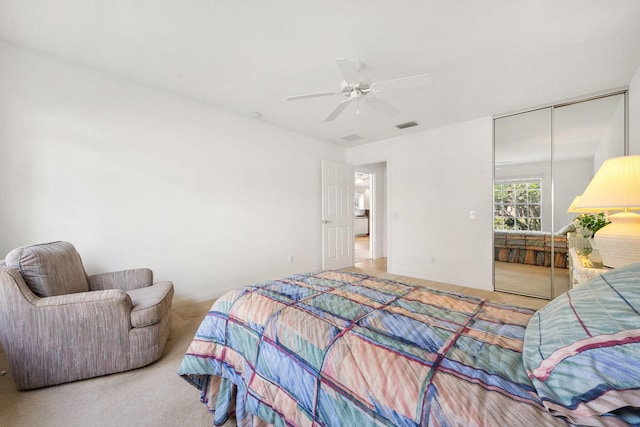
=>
[4,241,89,297]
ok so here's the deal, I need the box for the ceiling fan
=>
[286,58,432,122]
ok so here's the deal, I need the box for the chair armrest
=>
[87,268,153,291]
[0,273,135,389]
[35,288,131,307]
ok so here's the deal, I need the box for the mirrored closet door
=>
[493,92,627,299]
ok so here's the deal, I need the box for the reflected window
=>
[494,179,542,231]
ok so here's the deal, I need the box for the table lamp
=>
[574,155,640,268]
[567,195,604,214]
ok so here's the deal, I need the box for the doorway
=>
[354,170,372,263]
[353,162,387,271]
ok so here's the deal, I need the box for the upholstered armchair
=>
[0,241,174,390]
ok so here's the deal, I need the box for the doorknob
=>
[321,219,332,224]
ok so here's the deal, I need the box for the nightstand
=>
[568,247,612,288]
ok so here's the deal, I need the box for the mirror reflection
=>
[494,93,625,299]
[494,108,553,298]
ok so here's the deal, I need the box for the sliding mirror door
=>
[552,93,626,291]
[494,108,553,298]
[494,92,627,299]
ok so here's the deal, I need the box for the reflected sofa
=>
[494,230,568,268]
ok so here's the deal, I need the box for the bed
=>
[179,266,640,426]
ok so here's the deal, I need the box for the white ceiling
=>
[1,0,640,146]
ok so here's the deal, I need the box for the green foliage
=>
[493,180,542,231]
[574,213,610,237]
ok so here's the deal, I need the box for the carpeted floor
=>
[0,299,237,427]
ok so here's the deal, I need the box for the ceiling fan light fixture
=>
[286,58,431,122]
[396,121,419,129]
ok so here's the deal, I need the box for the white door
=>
[322,160,354,270]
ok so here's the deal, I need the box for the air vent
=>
[395,121,419,129]
[341,134,363,142]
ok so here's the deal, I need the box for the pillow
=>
[523,263,640,426]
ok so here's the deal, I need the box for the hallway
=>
[354,235,387,271]
[354,235,370,263]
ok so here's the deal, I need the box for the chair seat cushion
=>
[128,281,174,328]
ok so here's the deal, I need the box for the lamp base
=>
[593,212,640,268]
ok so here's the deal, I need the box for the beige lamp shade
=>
[575,155,640,210]
[566,195,605,213]
[574,155,640,268]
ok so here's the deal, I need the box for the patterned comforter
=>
[179,271,567,426]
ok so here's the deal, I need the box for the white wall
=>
[630,63,640,154]
[594,95,626,170]
[346,118,494,291]
[2,44,637,300]
[0,42,344,301]
[585,95,625,173]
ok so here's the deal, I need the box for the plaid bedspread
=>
[179,271,567,426]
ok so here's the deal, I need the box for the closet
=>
[493,91,627,298]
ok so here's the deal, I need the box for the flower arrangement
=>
[574,212,610,238]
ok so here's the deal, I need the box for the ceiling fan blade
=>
[324,99,352,122]
[370,73,432,93]
[364,96,400,118]
[285,91,339,101]
[336,58,361,85]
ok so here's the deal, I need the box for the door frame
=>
[352,160,389,268]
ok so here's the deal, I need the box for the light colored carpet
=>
[0,299,237,427]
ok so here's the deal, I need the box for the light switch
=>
[469,211,477,220]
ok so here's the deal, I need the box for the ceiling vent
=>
[341,134,363,142]
[395,121,419,130]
